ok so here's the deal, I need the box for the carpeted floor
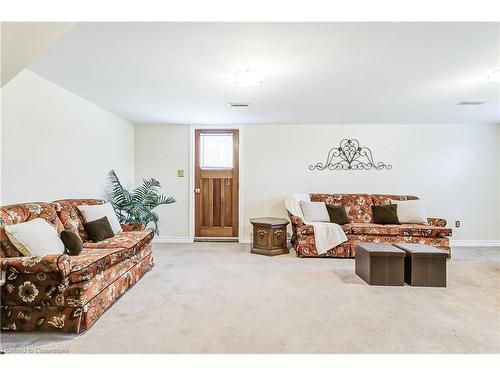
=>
[1,243,499,354]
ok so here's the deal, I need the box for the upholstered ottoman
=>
[355,243,406,286]
[393,243,447,287]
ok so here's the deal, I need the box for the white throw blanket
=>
[285,193,348,255]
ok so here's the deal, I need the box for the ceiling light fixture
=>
[457,101,485,105]
[228,102,250,107]
[486,68,500,83]
[233,69,263,87]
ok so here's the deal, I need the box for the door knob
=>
[195,188,201,194]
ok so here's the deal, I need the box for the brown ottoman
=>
[355,243,406,286]
[393,243,447,287]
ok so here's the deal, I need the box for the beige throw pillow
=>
[77,202,122,235]
[299,201,330,222]
[391,199,428,224]
[5,218,65,257]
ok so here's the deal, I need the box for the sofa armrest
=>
[296,224,315,236]
[427,218,447,227]
[0,254,70,278]
[288,212,317,236]
[121,223,146,232]
[288,213,305,226]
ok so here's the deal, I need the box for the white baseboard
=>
[154,237,499,247]
[240,236,292,246]
[450,240,500,247]
[153,236,193,243]
[155,236,254,244]
[154,236,260,244]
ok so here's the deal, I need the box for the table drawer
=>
[254,227,270,248]
[272,228,286,248]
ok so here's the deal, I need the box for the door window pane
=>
[200,133,233,168]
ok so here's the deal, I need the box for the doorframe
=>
[189,125,244,243]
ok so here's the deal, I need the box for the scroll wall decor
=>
[309,139,392,171]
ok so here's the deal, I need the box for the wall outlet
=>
[177,169,184,177]
[455,220,460,228]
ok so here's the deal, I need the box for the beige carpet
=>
[1,243,499,354]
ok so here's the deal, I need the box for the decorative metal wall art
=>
[309,139,392,171]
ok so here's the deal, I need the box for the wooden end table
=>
[250,217,289,256]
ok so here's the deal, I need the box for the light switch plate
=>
[455,220,460,228]
[177,170,184,177]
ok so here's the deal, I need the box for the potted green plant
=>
[106,170,175,234]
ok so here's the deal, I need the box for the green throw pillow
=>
[326,205,350,225]
[372,204,400,225]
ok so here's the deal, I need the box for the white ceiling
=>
[29,22,500,125]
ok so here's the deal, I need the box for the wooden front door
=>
[195,129,239,238]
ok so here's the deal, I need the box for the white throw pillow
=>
[5,218,65,257]
[299,201,330,222]
[391,199,428,224]
[77,202,122,234]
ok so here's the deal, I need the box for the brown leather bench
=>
[355,243,405,286]
[393,243,447,287]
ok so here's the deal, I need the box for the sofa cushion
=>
[63,244,152,306]
[67,247,134,283]
[346,223,451,237]
[65,230,153,283]
[311,193,374,223]
[370,194,418,206]
[52,199,106,243]
[82,230,154,251]
[1,202,65,258]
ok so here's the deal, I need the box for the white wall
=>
[134,123,500,243]
[134,124,189,239]
[498,124,500,239]
[1,69,135,204]
[243,124,500,242]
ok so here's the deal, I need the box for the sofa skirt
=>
[293,235,450,258]
[1,254,154,333]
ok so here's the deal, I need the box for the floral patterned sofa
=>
[289,193,452,258]
[0,199,154,333]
